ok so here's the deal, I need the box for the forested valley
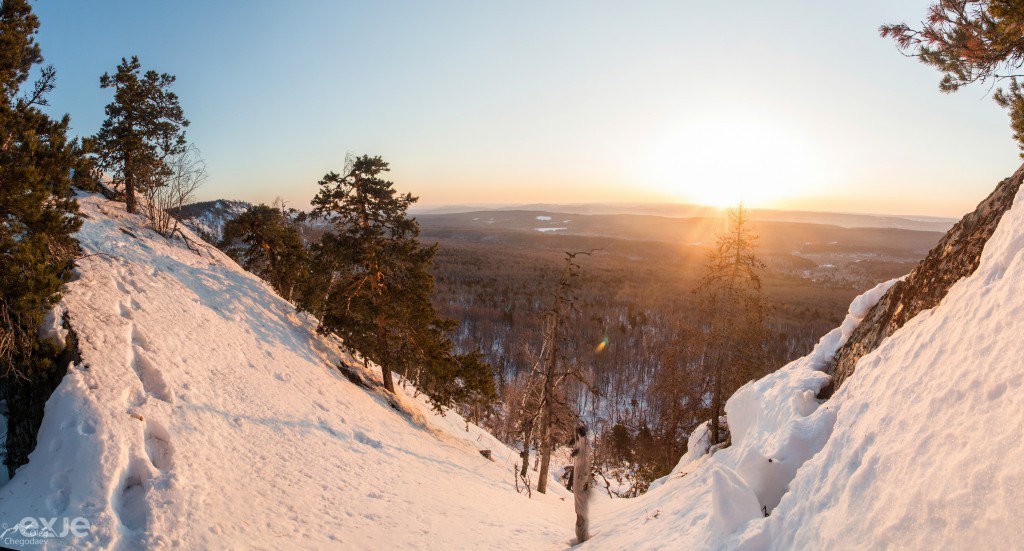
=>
[174,192,941,496]
[420,212,938,492]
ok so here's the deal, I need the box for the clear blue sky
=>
[32,0,1023,216]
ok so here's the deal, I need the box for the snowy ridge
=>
[583,185,1024,549]
[0,193,573,549]
[171,199,250,243]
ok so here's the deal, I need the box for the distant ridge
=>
[412,202,956,232]
[168,199,252,243]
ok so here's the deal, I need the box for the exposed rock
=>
[819,163,1024,398]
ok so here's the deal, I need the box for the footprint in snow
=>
[46,472,71,515]
[130,347,174,404]
[318,421,341,438]
[78,420,97,435]
[353,430,383,449]
[144,418,174,472]
[115,461,150,531]
[131,325,152,352]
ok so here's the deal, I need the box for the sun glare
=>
[645,117,822,209]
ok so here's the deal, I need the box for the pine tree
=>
[881,1,1024,155]
[0,0,86,476]
[93,56,188,214]
[300,155,494,412]
[451,350,498,424]
[300,155,419,393]
[693,205,770,446]
[220,204,307,301]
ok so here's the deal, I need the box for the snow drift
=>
[583,181,1024,549]
[0,193,573,549]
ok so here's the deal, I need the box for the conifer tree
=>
[881,1,1024,155]
[694,205,770,446]
[0,0,86,476]
[220,204,307,301]
[300,155,495,411]
[93,56,188,214]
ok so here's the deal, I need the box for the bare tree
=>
[144,144,206,237]
[524,250,596,494]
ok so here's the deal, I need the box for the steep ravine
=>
[820,164,1024,397]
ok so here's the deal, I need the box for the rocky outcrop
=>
[819,164,1024,398]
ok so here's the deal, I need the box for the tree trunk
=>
[125,152,137,214]
[376,318,395,393]
[710,358,722,446]
[573,426,592,544]
[520,422,532,478]
[536,301,560,494]
[537,406,553,494]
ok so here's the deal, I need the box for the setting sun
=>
[645,117,823,208]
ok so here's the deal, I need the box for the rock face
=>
[820,164,1024,398]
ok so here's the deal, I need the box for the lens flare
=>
[595,336,609,353]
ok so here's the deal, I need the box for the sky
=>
[31,0,1024,217]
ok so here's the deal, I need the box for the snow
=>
[583,186,1024,549]
[535,227,567,233]
[709,466,761,535]
[36,304,68,347]
[757,186,1024,549]
[0,193,574,549]
[535,216,552,221]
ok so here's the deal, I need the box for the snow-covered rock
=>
[825,165,1024,395]
[168,199,250,244]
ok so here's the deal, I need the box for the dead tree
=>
[517,340,545,480]
[530,250,595,494]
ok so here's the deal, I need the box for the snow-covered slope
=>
[583,184,1024,549]
[0,193,573,549]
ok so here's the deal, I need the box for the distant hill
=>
[417,210,944,259]
[412,203,957,232]
[168,199,251,243]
